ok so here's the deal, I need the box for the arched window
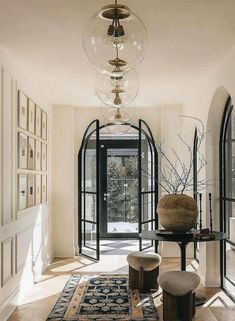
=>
[220,96,235,296]
[193,128,199,262]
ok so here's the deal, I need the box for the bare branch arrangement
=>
[156,116,209,195]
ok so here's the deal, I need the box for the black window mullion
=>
[220,97,235,296]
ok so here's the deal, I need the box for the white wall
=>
[0,48,53,321]
[51,106,75,257]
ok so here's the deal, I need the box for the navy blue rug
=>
[47,274,159,320]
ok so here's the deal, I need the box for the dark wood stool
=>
[129,265,159,291]
[158,271,200,321]
[162,290,196,321]
[127,251,161,292]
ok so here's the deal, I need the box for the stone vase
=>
[157,194,198,232]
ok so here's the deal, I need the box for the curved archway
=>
[206,87,230,226]
[78,120,158,260]
[199,87,230,287]
[219,95,235,298]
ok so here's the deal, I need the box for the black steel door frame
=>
[99,139,139,239]
[139,119,158,252]
[78,120,158,260]
[78,120,100,261]
[219,96,235,299]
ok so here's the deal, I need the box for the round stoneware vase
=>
[157,194,198,232]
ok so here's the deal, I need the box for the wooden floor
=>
[7,241,235,321]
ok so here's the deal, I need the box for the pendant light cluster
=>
[83,0,147,134]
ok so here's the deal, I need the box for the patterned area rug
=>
[47,274,159,321]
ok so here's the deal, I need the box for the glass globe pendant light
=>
[82,0,147,75]
[95,69,139,108]
[102,105,133,136]
[101,104,133,123]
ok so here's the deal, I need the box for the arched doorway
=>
[78,120,158,260]
[220,96,235,298]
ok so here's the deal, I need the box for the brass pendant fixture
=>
[83,0,147,134]
[82,0,147,74]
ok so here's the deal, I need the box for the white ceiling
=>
[0,0,235,107]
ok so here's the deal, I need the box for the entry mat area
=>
[46,274,159,321]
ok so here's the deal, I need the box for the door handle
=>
[103,193,110,201]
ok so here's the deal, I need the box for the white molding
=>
[0,286,19,321]
[0,66,3,226]
[16,203,48,220]
[1,236,14,286]
[17,127,48,145]
[200,270,221,287]
[1,68,14,226]
[15,227,32,273]
[54,245,75,258]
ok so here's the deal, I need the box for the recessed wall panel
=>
[16,228,32,272]
[1,237,14,286]
[2,69,14,224]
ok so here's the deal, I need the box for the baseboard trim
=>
[199,271,221,287]
[0,254,54,320]
[0,287,19,321]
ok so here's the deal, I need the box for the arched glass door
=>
[139,120,158,251]
[220,96,235,298]
[78,120,100,260]
[78,120,158,260]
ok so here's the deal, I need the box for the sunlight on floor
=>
[7,240,235,321]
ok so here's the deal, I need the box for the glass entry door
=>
[78,120,158,259]
[78,120,100,260]
[100,140,139,238]
[139,120,158,251]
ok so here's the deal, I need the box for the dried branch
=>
[154,116,209,195]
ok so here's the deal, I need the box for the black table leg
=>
[177,241,206,306]
[177,241,189,271]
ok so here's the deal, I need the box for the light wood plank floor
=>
[7,241,235,321]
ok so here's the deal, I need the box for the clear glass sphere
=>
[105,123,132,136]
[101,105,133,123]
[96,70,139,107]
[83,4,147,74]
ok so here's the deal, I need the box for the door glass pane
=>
[142,239,152,249]
[85,194,96,222]
[81,192,84,219]
[142,193,152,222]
[141,221,153,233]
[84,222,97,249]
[225,201,235,235]
[225,241,235,284]
[85,143,96,192]
[141,135,152,192]
[107,148,138,234]
[81,148,85,191]
[232,110,235,139]
[141,222,153,249]
[225,114,235,198]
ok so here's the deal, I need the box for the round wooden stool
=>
[127,251,161,292]
[158,271,200,321]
